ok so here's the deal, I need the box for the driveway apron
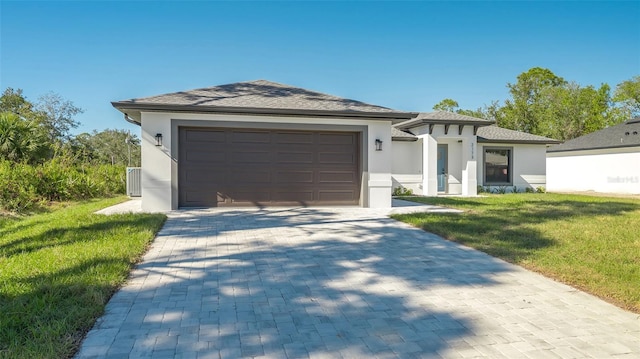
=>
[76,206,639,358]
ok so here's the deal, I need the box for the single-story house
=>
[546,117,640,194]
[112,80,559,211]
[391,113,560,195]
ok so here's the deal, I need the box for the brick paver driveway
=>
[77,206,639,358]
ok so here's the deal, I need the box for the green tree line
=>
[0,88,141,212]
[433,68,640,141]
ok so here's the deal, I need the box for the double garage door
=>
[179,127,361,207]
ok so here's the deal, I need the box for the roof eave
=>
[478,138,561,145]
[112,102,418,123]
[547,143,640,153]
[396,118,494,130]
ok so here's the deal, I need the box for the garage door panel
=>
[318,133,355,145]
[229,170,271,184]
[274,132,314,144]
[179,127,360,207]
[185,129,226,143]
[232,151,272,163]
[276,152,314,164]
[183,190,226,205]
[319,171,357,183]
[318,152,356,165]
[230,191,271,203]
[185,169,226,183]
[275,170,314,183]
[185,150,226,163]
[231,131,270,143]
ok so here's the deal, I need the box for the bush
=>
[393,186,414,196]
[536,186,546,193]
[525,187,535,193]
[0,159,126,213]
[0,161,40,212]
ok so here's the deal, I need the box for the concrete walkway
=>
[78,206,639,358]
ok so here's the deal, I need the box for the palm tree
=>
[0,112,48,163]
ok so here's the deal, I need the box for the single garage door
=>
[179,127,361,207]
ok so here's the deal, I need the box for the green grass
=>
[0,197,166,359]
[392,193,640,313]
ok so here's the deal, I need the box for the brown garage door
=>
[179,127,361,207]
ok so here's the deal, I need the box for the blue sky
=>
[1,1,639,136]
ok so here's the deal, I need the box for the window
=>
[484,147,512,184]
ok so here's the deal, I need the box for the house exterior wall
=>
[477,143,547,191]
[391,140,423,194]
[547,147,640,194]
[139,111,393,211]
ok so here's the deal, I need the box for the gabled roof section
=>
[391,127,417,141]
[477,126,560,144]
[113,80,416,124]
[547,118,640,153]
[395,111,494,130]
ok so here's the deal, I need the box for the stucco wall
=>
[139,111,394,211]
[478,143,548,191]
[391,140,422,194]
[547,147,640,194]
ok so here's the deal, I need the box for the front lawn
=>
[0,197,166,358]
[392,193,640,313]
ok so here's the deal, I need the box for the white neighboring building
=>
[391,113,560,195]
[547,118,640,195]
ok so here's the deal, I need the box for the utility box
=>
[126,167,142,197]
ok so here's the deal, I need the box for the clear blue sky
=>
[1,1,639,136]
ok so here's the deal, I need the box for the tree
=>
[0,88,37,119]
[34,92,83,142]
[537,82,620,140]
[74,129,141,166]
[499,67,566,134]
[0,112,49,163]
[433,98,460,112]
[613,75,640,118]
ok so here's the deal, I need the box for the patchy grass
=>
[393,194,640,313]
[0,197,166,358]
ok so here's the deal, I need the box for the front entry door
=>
[437,144,448,192]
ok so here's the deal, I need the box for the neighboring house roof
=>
[395,111,494,130]
[547,118,640,153]
[391,127,418,141]
[477,126,560,144]
[113,80,417,124]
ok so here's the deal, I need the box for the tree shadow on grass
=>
[392,197,640,263]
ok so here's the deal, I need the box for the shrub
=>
[525,187,535,193]
[0,159,126,213]
[0,161,40,212]
[536,186,546,193]
[392,186,414,196]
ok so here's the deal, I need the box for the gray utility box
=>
[126,167,142,197]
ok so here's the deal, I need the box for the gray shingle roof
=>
[113,80,415,122]
[547,118,640,152]
[395,111,493,130]
[391,127,417,141]
[477,126,560,144]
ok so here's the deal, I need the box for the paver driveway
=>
[77,206,639,358]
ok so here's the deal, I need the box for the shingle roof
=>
[391,127,417,141]
[477,126,560,144]
[547,118,640,152]
[395,111,493,130]
[113,80,415,123]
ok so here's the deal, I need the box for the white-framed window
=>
[483,147,512,185]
